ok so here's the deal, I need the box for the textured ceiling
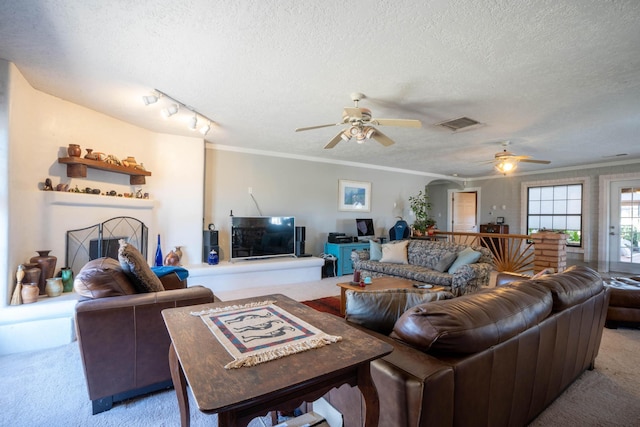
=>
[1,0,639,178]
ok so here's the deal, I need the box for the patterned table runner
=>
[191,300,342,369]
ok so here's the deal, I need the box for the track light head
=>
[189,114,198,130]
[199,121,211,136]
[161,104,179,118]
[142,95,159,105]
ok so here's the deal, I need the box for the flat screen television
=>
[230,216,296,261]
[356,218,375,240]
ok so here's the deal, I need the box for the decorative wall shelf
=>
[43,190,155,209]
[58,157,152,185]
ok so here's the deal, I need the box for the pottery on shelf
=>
[22,263,42,288]
[67,144,81,157]
[84,148,98,160]
[29,250,57,295]
[45,277,63,297]
[21,283,39,304]
[60,267,74,293]
[164,249,180,266]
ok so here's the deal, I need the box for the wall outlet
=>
[248,187,252,194]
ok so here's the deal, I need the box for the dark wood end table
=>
[162,294,393,427]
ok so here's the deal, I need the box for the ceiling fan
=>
[484,142,551,175]
[295,93,422,149]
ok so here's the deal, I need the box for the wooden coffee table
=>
[337,276,445,315]
[162,293,393,427]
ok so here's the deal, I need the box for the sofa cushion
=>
[380,240,409,264]
[447,247,482,274]
[346,288,454,335]
[529,265,604,312]
[73,257,138,299]
[391,282,553,354]
[118,239,165,293]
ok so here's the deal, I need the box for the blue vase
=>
[154,234,163,267]
[208,249,219,265]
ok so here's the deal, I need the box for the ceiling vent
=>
[436,116,482,131]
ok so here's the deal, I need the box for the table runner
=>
[191,300,342,369]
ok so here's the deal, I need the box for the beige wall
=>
[1,63,204,306]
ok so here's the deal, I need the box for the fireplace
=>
[66,216,148,275]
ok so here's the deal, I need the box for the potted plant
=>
[409,189,436,236]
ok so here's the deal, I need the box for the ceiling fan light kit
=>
[143,89,214,136]
[486,142,551,175]
[296,93,422,149]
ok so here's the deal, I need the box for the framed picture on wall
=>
[338,180,371,212]
[496,216,505,224]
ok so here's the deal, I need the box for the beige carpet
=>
[529,327,640,426]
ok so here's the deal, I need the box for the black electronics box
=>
[328,232,346,243]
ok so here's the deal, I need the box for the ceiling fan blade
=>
[520,159,551,164]
[371,129,395,147]
[371,118,422,128]
[295,123,341,132]
[324,131,345,149]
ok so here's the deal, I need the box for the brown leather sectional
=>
[324,265,610,427]
[73,258,214,414]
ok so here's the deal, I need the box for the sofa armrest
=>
[326,321,454,427]
[75,286,214,401]
[351,249,370,263]
[158,272,187,290]
[451,262,494,296]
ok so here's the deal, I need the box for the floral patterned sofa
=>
[351,239,495,296]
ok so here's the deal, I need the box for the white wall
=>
[0,60,9,307]
[2,63,204,306]
[204,147,433,259]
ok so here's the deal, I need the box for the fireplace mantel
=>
[43,190,155,210]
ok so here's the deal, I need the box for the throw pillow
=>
[345,288,454,335]
[380,240,409,264]
[447,247,482,274]
[118,239,165,293]
[369,240,383,261]
[433,252,458,273]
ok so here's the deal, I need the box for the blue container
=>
[208,249,219,265]
[154,234,163,267]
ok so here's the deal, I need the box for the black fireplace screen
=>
[66,216,148,275]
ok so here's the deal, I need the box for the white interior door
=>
[608,180,640,274]
[451,191,478,233]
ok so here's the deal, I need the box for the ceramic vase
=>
[45,277,63,297]
[164,250,180,266]
[60,267,74,292]
[67,144,81,157]
[22,263,42,288]
[21,283,39,304]
[30,250,57,295]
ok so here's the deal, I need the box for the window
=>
[527,184,583,247]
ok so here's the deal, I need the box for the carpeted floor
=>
[301,296,342,317]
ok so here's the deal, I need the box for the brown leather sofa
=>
[74,258,215,414]
[323,265,610,427]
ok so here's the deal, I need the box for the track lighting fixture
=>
[142,95,159,105]
[161,103,179,118]
[189,114,198,130]
[199,121,211,136]
[142,89,215,137]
